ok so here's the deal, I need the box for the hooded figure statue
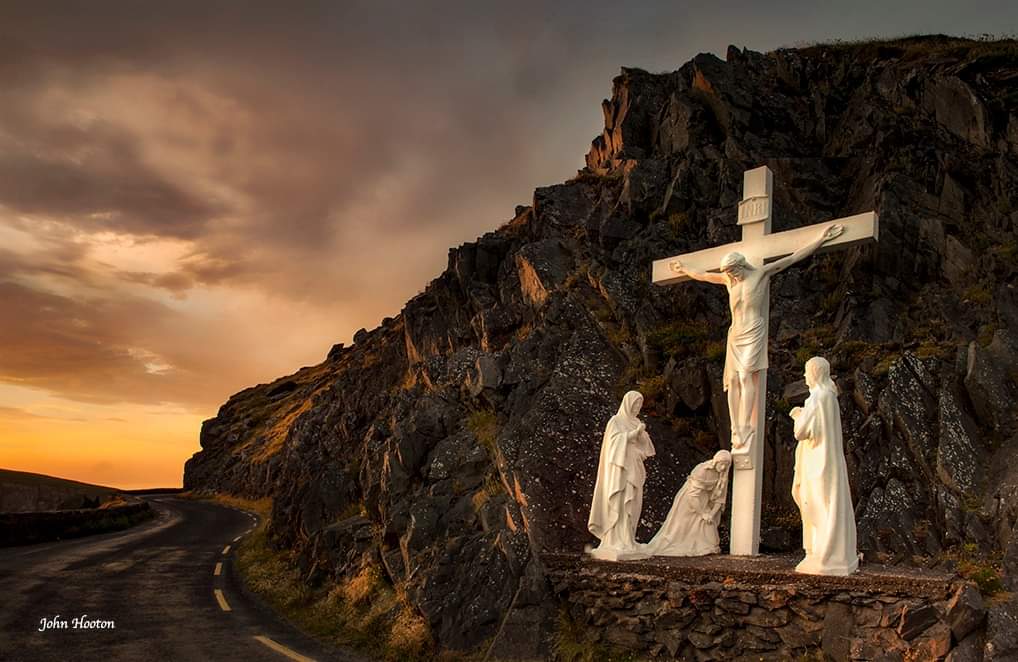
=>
[647,450,732,556]
[587,391,656,561]
[790,356,858,575]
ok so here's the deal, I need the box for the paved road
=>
[0,497,360,662]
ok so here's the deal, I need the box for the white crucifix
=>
[651,165,878,556]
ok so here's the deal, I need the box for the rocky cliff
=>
[185,36,1018,657]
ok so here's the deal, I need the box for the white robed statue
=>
[647,450,732,556]
[587,391,655,561]
[790,356,858,576]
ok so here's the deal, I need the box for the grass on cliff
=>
[467,409,499,456]
[195,493,473,661]
[792,34,1018,62]
[939,543,1005,596]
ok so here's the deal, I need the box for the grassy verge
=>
[191,492,475,661]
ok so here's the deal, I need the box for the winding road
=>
[0,497,360,662]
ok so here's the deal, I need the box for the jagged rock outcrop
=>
[185,36,1018,657]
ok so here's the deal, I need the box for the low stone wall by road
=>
[0,500,154,546]
[543,553,986,661]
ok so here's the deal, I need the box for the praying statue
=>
[668,223,844,455]
[790,356,858,576]
[647,450,732,557]
[587,391,656,561]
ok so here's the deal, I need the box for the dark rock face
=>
[185,36,1018,653]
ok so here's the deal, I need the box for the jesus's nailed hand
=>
[822,224,844,241]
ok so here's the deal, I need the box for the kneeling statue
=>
[647,450,732,556]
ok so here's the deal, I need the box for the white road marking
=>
[222,545,231,555]
[253,635,316,662]
[214,589,231,612]
[214,562,222,576]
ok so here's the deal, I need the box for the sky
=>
[0,2,1015,490]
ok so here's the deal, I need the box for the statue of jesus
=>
[668,223,844,454]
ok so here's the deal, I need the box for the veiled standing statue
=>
[587,391,656,561]
[790,357,858,576]
[647,451,732,556]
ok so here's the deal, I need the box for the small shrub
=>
[964,285,993,306]
[646,320,710,358]
[940,543,1005,596]
[978,323,997,347]
[916,341,954,361]
[821,290,843,315]
[336,502,366,520]
[992,240,1018,262]
[637,375,667,409]
[606,325,632,348]
[795,346,816,367]
[668,212,688,238]
[694,430,716,447]
[467,410,499,456]
[874,353,899,378]
[471,474,503,513]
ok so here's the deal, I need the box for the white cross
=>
[652,165,878,556]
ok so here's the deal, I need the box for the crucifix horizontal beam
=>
[652,211,878,286]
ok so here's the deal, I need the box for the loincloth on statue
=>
[723,317,768,391]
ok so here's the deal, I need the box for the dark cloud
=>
[1,1,1016,413]
[0,110,224,239]
[0,281,242,408]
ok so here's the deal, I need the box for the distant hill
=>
[0,469,121,512]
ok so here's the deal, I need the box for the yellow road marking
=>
[214,562,222,576]
[222,545,231,555]
[214,589,231,612]
[253,635,316,662]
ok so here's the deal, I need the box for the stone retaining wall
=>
[0,500,154,546]
[543,554,986,661]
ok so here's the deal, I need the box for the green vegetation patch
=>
[939,543,1005,596]
[467,410,499,456]
[646,320,712,359]
[235,518,447,661]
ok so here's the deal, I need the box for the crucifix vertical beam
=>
[728,166,770,556]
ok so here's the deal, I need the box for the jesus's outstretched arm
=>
[763,223,844,276]
[668,260,728,285]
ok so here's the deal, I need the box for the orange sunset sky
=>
[1,2,1014,489]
